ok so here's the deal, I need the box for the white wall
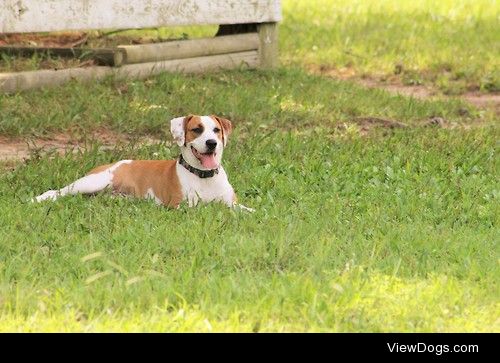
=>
[1,0,282,33]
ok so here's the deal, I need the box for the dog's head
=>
[170,115,233,170]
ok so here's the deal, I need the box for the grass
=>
[0,69,495,137]
[0,70,499,331]
[1,124,499,332]
[281,0,500,94]
[0,1,499,332]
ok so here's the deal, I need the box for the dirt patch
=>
[334,115,466,137]
[0,31,168,48]
[309,65,500,114]
[357,78,437,99]
[0,32,89,48]
[359,80,500,115]
[353,116,408,130]
[461,93,500,113]
[333,116,408,136]
[0,129,162,162]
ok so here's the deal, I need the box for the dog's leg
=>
[34,173,112,202]
[223,196,255,212]
[222,192,255,212]
[233,203,256,213]
[33,160,131,202]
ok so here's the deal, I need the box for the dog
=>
[33,115,254,211]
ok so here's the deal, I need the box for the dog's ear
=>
[170,115,193,146]
[211,115,233,146]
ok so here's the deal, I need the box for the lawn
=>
[0,0,499,332]
[281,0,500,94]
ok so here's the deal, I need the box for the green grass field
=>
[0,0,499,332]
[282,0,500,94]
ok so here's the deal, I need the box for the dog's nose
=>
[206,139,217,150]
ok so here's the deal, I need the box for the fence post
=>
[257,22,279,69]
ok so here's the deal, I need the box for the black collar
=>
[178,154,219,178]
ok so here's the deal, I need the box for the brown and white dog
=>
[33,115,254,211]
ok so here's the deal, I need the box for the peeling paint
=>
[10,0,29,19]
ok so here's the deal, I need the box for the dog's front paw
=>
[234,204,255,213]
[33,190,59,203]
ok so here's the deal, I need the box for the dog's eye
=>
[191,127,203,134]
[213,127,221,133]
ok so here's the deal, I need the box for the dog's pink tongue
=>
[199,154,218,169]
